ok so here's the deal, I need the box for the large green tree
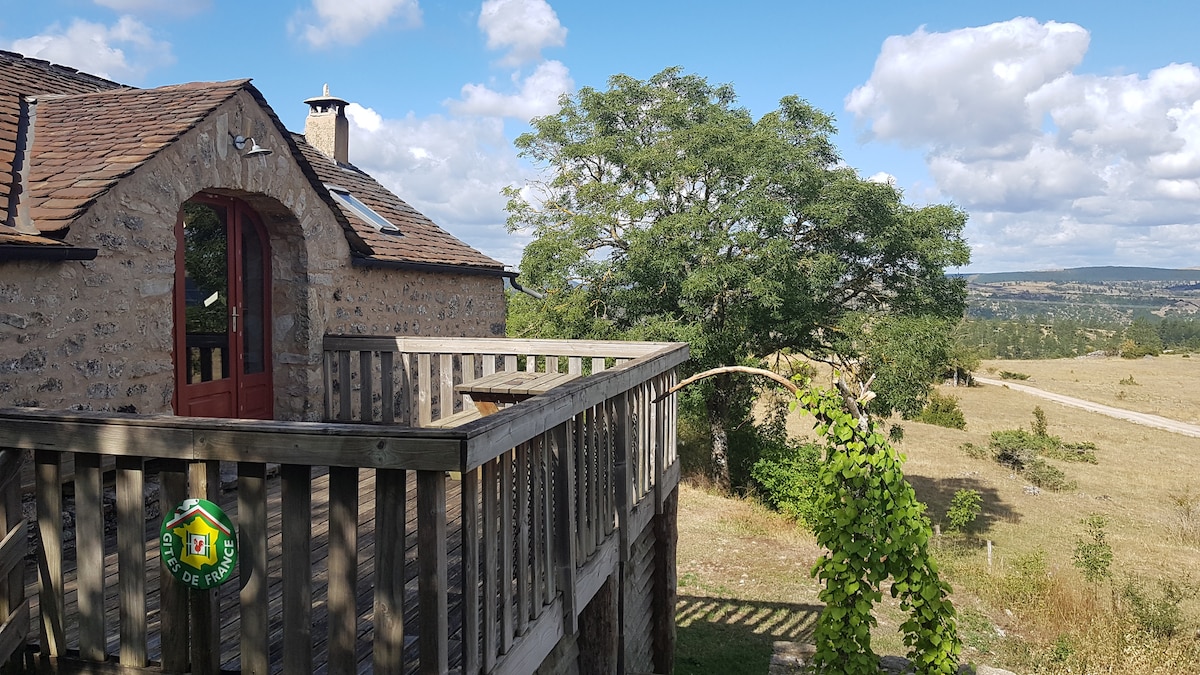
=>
[506,68,970,490]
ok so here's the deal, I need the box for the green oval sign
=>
[160,498,237,590]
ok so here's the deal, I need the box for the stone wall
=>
[0,89,505,420]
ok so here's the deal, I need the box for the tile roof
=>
[29,80,247,232]
[0,51,503,273]
[293,134,504,271]
[0,50,122,220]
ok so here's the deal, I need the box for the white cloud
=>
[849,17,1200,270]
[448,59,571,120]
[93,0,210,14]
[291,0,421,49]
[478,0,566,66]
[7,16,173,82]
[346,105,532,266]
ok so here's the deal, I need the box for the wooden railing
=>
[0,336,686,674]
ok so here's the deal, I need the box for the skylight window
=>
[325,185,401,235]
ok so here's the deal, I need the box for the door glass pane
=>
[182,202,230,384]
[241,217,266,375]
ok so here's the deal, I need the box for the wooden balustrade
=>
[0,336,686,674]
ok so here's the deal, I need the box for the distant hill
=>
[962,266,1200,323]
[959,266,1200,284]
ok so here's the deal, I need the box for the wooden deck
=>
[0,336,688,675]
[26,466,466,674]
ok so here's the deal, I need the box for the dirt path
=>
[975,376,1200,439]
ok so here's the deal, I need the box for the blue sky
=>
[6,0,1200,272]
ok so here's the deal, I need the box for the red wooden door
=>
[173,194,273,419]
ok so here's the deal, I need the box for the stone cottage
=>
[0,50,509,421]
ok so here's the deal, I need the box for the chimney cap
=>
[304,83,348,110]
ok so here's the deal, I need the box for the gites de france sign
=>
[160,498,237,589]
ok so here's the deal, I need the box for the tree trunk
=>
[706,379,732,492]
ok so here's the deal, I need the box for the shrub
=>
[999,370,1030,380]
[1025,458,1076,491]
[1073,514,1113,584]
[916,390,967,429]
[750,440,827,527]
[1119,374,1139,386]
[1120,577,1196,637]
[989,429,1056,470]
[888,424,905,443]
[960,442,989,460]
[1031,406,1048,436]
[1043,442,1099,464]
[1169,489,1200,545]
[945,489,982,533]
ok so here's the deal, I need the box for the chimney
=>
[303,84,349,164]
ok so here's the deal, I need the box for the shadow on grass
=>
[675,594,820,675]
[906,474,1020,534]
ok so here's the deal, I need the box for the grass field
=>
[676,356,1200,674]
[979,353,1200,424]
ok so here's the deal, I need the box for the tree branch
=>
[652,365,797,402]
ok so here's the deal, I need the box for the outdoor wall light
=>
[230,134,273,158]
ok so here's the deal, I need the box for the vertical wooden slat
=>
[503,355,517,373]
[35,450,65,657]
[158,460,188,673]
[417,470,449,675]
[654,375,666,512]
[546,356,559,374]
[189,460,220,675]
[399,353,414,426]
[460,354,476,410]
[481,460,498,672]
[117,456,146,667]
[553,422,578,634]
[322,350,334,420]
[0,451,24,671]
[483,355,497,377]
[530,437,543,613]
[360,350,374,422]
[380,350,396,424]
[439,353,454,418]
[374,468,407,675]
[76,451,105,662]
[540,432,554,600]
[280,464,313,675]
[591,357,605,374]
[574,411,588,558]
[613,392,632,672]
[568,356,582,375]
[499,450,514,653]
[460,467,480,675]
[590,405,602,552]
[239,462,268,675]
[418,353,432,427]
[327,466,358,675]
[515,442,530,634]
[524,355,536,373]
[338,350,352,422]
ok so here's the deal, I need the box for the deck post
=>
[651,485,678,675]
[159,460,189,673]
[189,461,221,675]
[35,450,65,660]
[417,470,449,675]
[239,462,269,675]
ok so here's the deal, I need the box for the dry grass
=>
[678,358,1200,673]
[980,354,1200,424]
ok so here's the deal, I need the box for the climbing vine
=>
[797,384,961,674]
